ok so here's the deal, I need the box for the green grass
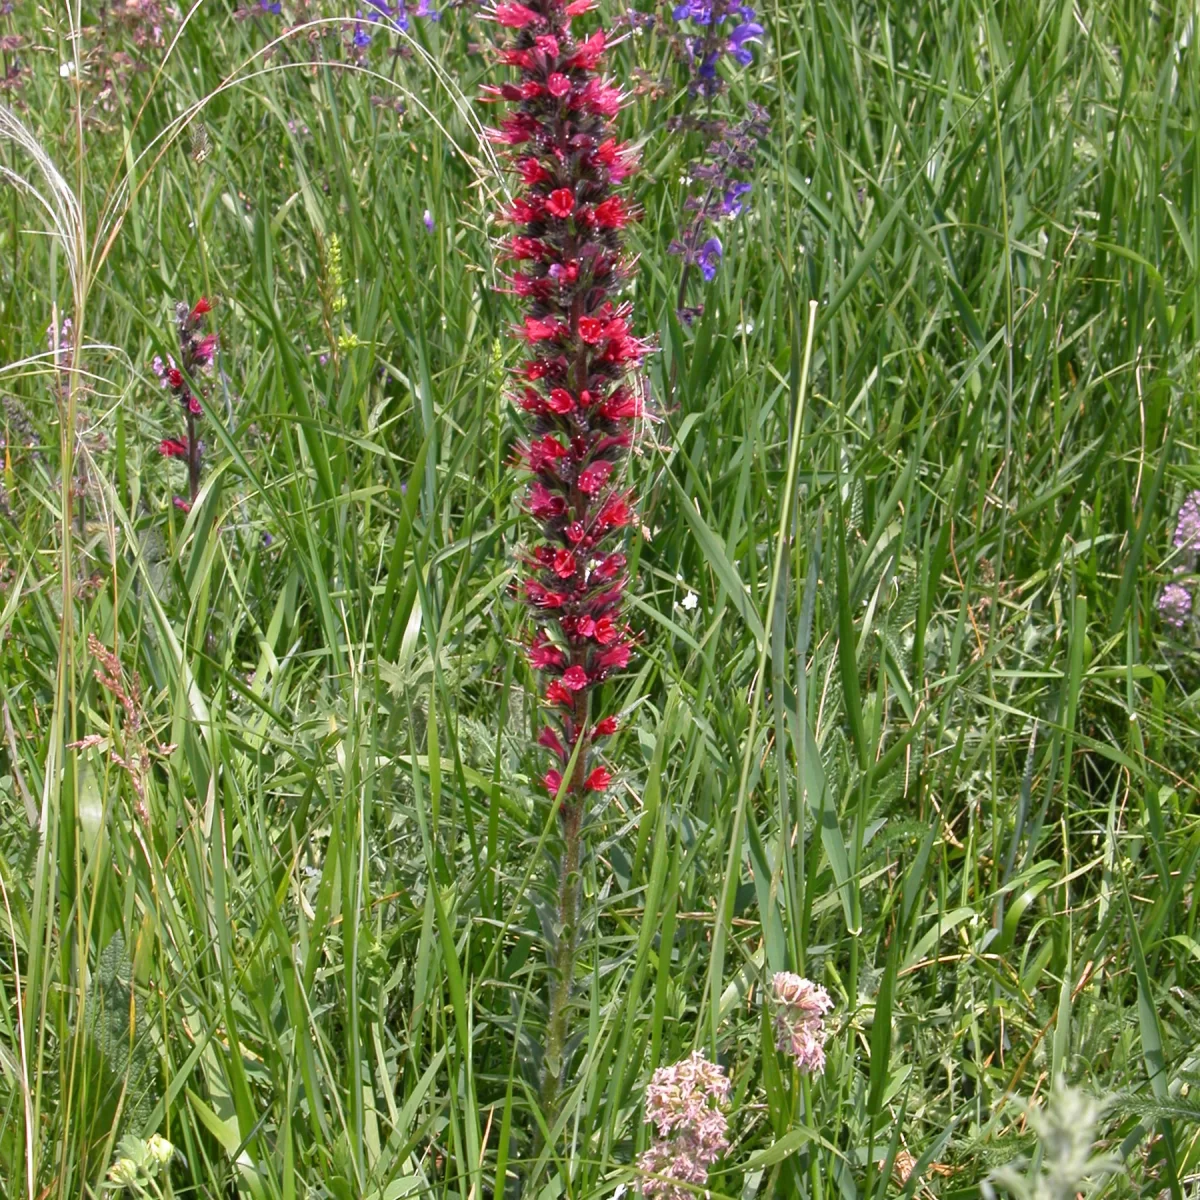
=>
[1,0,1199,1195]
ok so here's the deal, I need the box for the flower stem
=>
[540,730,590,1125]
[186,408,200,503]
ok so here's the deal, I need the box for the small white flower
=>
[680,591,699,612]
[59,60,75,77]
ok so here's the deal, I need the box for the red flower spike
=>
[492,0,647,813]
[159,438,188,458]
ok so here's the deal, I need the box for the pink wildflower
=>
[771,972,833,1074]
[637,1052,731,1200]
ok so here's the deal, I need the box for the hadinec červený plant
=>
[484,0,647,1115]
[153,297,217,512]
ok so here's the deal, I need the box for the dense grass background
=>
[1,0,1199,1195]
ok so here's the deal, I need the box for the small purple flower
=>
[1173,490,1200,555]
[721,181,751,216]
[1158,580,1192,629]
[353,14,372,45]
[697,236,722,281]
[423,209,435,232]
[415,0,440,19]
[258,0,282,13]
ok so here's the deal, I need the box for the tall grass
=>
[0,0,1197,1196]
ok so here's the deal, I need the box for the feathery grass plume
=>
[771,972,832,1075]
[483,0,648,1114]
[982,1079,1120,1200]
[637,1051,731,1199]
[152,297,217,512]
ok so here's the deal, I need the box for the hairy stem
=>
[186,408,200,503]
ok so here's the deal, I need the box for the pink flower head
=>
[638,1052,731,1200]
[771,973,833,1074]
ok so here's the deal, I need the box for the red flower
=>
[545,188,575,218]
[593,716,618,737]
[166,367,184,389]
[547,72,571,97]
[521,315,565,343]
[527,434,569,472]
[561,665,589,691]
[543,770,564,793]
[546,387,576,414]
[583,767,611,792]
[594,644,630,672]
[192,333,218,367]
[578,78,622,117]
[190,297,211,319]
[529,636,565,669]
[529,481,567,519]
[552,549,577,578]
[494,2,540,26]
[593,196,630,229]
[518,156,551,185]
[159,438,188,458]
[577,316,605,344]
[577,459,614,494]
[538,727,568,760]
[546,680,574,707]
[173,496,192,513]
[565,28,605,68]
[600,388,643,420]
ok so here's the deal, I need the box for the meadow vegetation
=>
[0,0,1199,1196]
